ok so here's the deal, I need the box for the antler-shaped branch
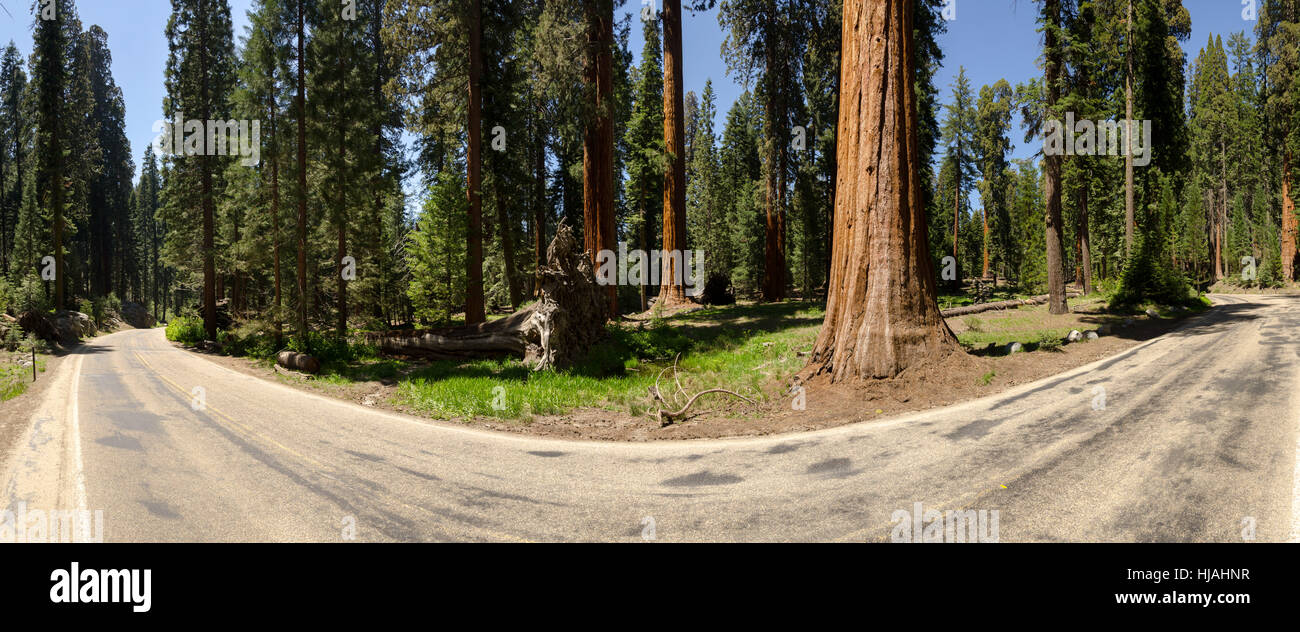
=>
[648,354,755,426]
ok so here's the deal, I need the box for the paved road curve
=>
[2,294,1297,542]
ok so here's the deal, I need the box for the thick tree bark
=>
[533,98,547,297]
[367,224,606,369]
[466,0,486,324]
[336,44,349,337]
[809,0,959,381]
[761,0,786,302]
[1124,0,1134,258]
[296,0,308,341]
[1283,152,1297,281]
[583,0,617,317]
[659,0,690,307]
[271,106,282,348]
[1043,0,1068,315]
[201,22,216,340]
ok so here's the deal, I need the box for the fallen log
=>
[365,222,608,370]
[365,311,532,360]
[277,351,321,374]
[941,291,1082,318]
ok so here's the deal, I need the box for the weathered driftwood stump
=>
[366,223,608,370]
[277,351,321,374]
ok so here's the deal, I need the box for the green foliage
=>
[3,326,21,352]
[394,302,819,421]
[286,332,378,367]
[13,275,50,314]
[406,172,467,326]
[216,322,278,359]
[1034,334,1063,352]
[165,315,206,345]
[23,334,49,355]
[1112,232,1194,309]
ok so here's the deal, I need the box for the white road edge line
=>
[68,354,90,541]
[133,297,1227,453]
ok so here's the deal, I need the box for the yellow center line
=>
[134,351,326,469]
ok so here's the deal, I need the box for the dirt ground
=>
[0,351,66,466]
[190,306,1195,442]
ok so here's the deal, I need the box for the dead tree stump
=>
[367,223,608,370]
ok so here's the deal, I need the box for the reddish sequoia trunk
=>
[1124,0,1135,258]
[1043,0,1068,315]
[808,0,958,381]
[583,0,617,317]
[1283,152,1297,281]
[761,0,786,302]
[466,0,486,324]
[659,0,690,307]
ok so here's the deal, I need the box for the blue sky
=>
[930,0,1260,166]
[0,0,1268,190]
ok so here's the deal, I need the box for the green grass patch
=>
[392,302,823,422]
[1,356,46,402]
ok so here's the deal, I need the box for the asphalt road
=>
[2,294,1297,542]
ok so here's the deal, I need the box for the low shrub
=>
[165,315,206,345]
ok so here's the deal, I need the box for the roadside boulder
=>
[1144,308,1160,319]
[277,351,321,374]
[120,302,157,329]
[17,310,58,344]
[1085,331,1099,341]
[1005,342,1023,355]
[1066,330,1083,343]
[53,311,97,343]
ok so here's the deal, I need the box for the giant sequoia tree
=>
[658,0,690,307]
[809,0,958,381]
[583,0,617,317]
[719,0,804,302]
[1260,0,1300,281]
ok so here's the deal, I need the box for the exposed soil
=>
[0,351,67,467]
[184,306,1199,442]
